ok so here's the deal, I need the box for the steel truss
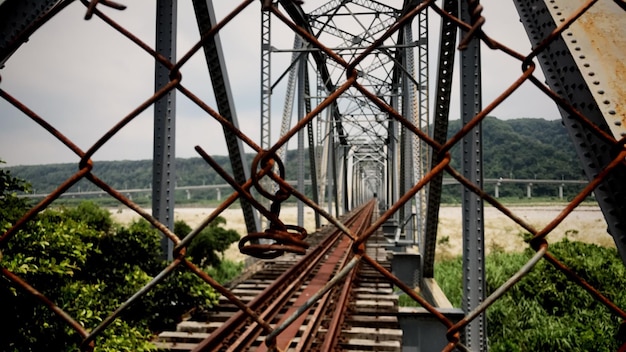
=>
[2,0,626,350]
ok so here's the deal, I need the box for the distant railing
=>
[19,178,585,199]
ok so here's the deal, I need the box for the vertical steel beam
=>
[342,145,349,214]
[335,142,345,216]
[387,90,399,216]
[383,136,391,210]
[331,128,339,217]
[320,108,331,216]
[354,163,360,206]
[260,9,271,151]
[153,0,177,261]
[259,9,272,231]
[192,0,260,234]
[296,50,306,227]
[415,9,429,247]
[401,24,416,244]
[459,1,487,349]
[304,68,321,228]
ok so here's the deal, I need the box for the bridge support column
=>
[495,182,500,198]
[559,184,564,200]
[527,183,532,198]
[398,307,464,352]
[391,252,422,289]
[398,279,463,352]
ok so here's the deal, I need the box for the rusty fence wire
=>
[1,0,626,351]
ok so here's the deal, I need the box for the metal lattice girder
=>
[513,0,626,264]
[398,15,428,245]
[278,0,348,147]
[309,15,398,50]
[309,0,397,18]
[302,1,415,212]
[259,8,273,231]
[399,22,415,241]
[260,9,272,151]
[0,0,67,65]
[278,0,404,213]
[304,67,322,228]
[192,0,260,234]
[153,0,177,261]
[266,32,320,226]
[277,35,303,162]
[414,7,428,247]
[352,146,384,204]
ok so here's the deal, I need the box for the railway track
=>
[154,200,402,351]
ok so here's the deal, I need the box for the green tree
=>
[435,239,626,351]
[0,161,31,226]
[1,176,220,352]
[174,217,240,268]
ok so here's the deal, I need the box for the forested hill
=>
[447,117,583,180]
[5,117,584,195]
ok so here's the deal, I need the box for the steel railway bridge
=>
[1,0,626,350]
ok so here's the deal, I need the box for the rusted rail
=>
[196,200,375,351]
[154,200,401,351]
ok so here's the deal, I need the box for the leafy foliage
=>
[0,162,31,226]
[0,187,226,351]
[174,217,240,268]
[435,239,626,351]
[206,259,245,284]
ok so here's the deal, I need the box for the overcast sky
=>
[0,1,560,167]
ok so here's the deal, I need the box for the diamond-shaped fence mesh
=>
[1,0,625,351]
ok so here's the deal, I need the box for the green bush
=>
[174,217,240,268]
[435,239,626,351]
[0,195,222,350]
[206,259,245,284]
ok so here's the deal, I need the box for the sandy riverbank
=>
[435,205,612,260]
[110,204,612,262]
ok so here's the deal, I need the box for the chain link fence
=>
[1,0,625,350]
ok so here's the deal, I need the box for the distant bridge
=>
[22,178,586,200]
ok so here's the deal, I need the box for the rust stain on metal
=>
[573,1,626,136]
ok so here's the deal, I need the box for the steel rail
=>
[319,202,375,351]
[241,201,376,351]
[267,200,377,351]
[192,200,376,351]
[259,227,352,351]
